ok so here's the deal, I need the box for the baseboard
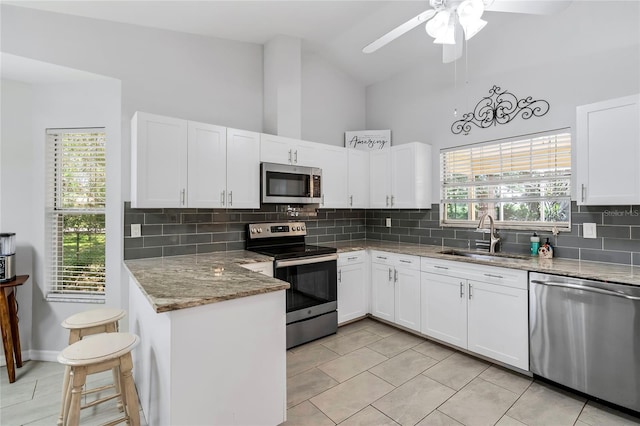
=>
[28,350,60,363]
[0,350,31,367]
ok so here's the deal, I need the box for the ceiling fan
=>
[363,0,572,63]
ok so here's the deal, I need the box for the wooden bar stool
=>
[57,332,140,426]
[57,308,126,426]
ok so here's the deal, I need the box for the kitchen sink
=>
[438,249,530,261]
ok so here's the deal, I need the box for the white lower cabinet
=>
[420,258,529,370]
[370,252,421,332]
[337,251,368,324]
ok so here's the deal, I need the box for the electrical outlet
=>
[385,217,391,227]
[583,222,597,239]
[131,224,142,238]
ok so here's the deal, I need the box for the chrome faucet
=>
[477,213,501,253]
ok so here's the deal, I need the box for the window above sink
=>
[440,130,572,232]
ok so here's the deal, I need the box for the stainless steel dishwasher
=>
[529,272,640,413]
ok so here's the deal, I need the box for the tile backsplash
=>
[124,202,640,265]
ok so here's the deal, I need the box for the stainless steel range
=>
[246,222,338,348]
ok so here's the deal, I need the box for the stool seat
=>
[58,333,139,366]
[62,308,126,330]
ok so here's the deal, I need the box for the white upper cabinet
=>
[131,112,188,208]
[577,94,640,205]
[187,121,227,208]
[347,149,369,208]
[226,128,261,208]
[132,112,260,209]
[370,142,432,209]
[316,145,348,208]
[260,134,320,167]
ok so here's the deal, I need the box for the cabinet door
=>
[371,262,395,322]
[187,121,227,208]
[347,149,369,208]
[338,262,367,324]
[420,272,467,348]
[369,150,391,208]
[390,144,416,209]
[227,128,260,208]
[467,280,529,370]
[577,94,640,205]
[260,134,294,164]
[317,145,348,208]
[394,267,421,332]
[292,140,321,167]
[131,112,188,208]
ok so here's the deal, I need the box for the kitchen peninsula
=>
[125,251,288,426]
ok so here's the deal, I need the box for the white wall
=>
[0,79,35,361]
[365,1,640,198]
[302,52,366,146]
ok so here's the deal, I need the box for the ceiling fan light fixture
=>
[425,10,451,39]
[461,18,487,40]
[458,0,485,21]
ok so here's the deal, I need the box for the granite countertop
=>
[124,251,287,313]
[327,240,640,286]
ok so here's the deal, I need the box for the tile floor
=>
[1,360,148,425]
[1,318,638,425]
[284,318,640,426]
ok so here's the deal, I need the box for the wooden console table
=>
[1,275,29,383]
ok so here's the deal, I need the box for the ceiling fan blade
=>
[485,0,572,15]
[442,23,464,63]
[362,9,436,53]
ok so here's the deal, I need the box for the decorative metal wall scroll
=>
[451,85,550,135]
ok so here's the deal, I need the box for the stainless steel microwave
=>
[261,162,322,204]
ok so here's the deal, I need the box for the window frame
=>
[45,128,107,303]
[440,129,572,232]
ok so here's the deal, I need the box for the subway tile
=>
[603,238,640,252]
[419,220,440,228]
[389,227,409,235]
[163,245,197,257]
[335,234,351,241]
[380,234,400,243]
[595,225,631,239]
[327,211,345,219]
[499,243,530,256]
[556,235,602,250]
[124,237,143,249]
[226,222,246,232]
[195,208,216,213]
[603,210,640,226]
[239,212,267,222]
[578,204,634,213]
[145,213,179,224]
[182,213,213,223]
[400,235,420,244]
[373,226,391,234]
[634,253,640,266]
[141,224,162,236]
[309,227,328,236]
[211,212,231,222]
[124,247,162,260]
[196,223,227,233]
[343,226,360,233]
[631,227,640,239]
[431,229,455,238]
[421,237,443,246]
[212,232,242,242]
[389,211,410,220]
[409,211,431,220]
[318,219,336,227]
[326,226,343,235]
[553,247,580,260]
[226,241,246,251]
[318,235,337,243]
[127,207,163,214]
[409,228,431,237]
[163,224,197,235]
[196,243,227,254]
[398,219,420,228]
[180,234,212,245]
[444,239,470,249]
[144,235,180,247]
[305,235,319,245]
[351,233,366,240]
[368,232,382,241]
[580,249,631,265]
[336,219,351,226]
[124,213,145,226]
[572,212,603,225]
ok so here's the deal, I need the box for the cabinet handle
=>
[221,190,226,206]
[581,184,586,202]
[229,191,233,206]
[181,189,186,206]
[294,150,298,163]
[394,269,398,283]
[350,195,353,206]
[388,268,393,281]
[469,283,473,299]
[347,256,358,261]
[460,282,464,298]
[391,195,395,207]
[377,256,387,260]
[338,269,342,283]
[434,265,449,270]
[484,273,503,279]
[399,259,412,264]
[288,149,292,164]
[386,195,390,207]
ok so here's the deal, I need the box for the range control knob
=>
[250,228,256,234]
[301,225,306,231]
[257,228,262,233]
[296,226,301,231]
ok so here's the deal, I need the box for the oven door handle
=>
[275,254,338,268]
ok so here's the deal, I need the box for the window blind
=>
[46,128,106,302]
[441,130,571,230]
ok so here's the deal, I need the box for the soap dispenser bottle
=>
[530,233,540,256]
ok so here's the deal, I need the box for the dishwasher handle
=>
[531,280,640,301]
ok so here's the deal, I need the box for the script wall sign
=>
[451,85,550,135]
[345,130,391,151]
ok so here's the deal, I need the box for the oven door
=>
[275,254,338,324]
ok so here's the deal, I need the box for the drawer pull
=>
[434,265,449,270]
[484,273,504,279]
[377,256,387,260]
[347,256,359,261]
[399,259,412,264]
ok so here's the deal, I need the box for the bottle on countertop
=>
[530,233,540,256]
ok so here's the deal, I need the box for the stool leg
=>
[120,354,140,426]
[112,366,124,411]
[0,289,16,383]
[67,367,87,426]
[8,290,22,368]
[57,365,71,426]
